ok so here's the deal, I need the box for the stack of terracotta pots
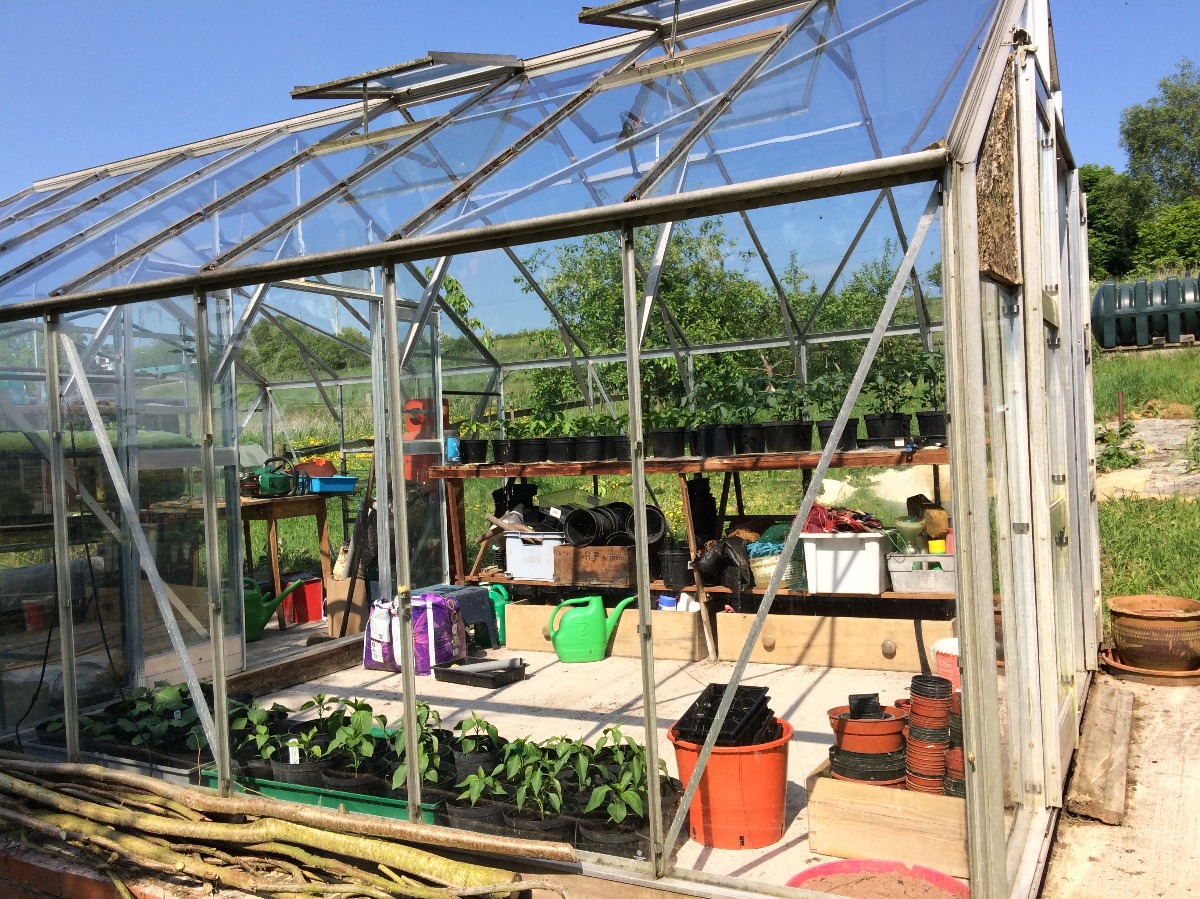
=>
[944,747,966,797]
[904,675,953,793]
[826,694,908,789]
[948,689,963,748]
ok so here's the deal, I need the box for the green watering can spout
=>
[605,595,639,642]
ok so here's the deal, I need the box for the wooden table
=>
[240,494,333,630]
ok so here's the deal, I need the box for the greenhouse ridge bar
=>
[0,1,1098,896]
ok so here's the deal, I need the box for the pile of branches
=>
[0,756,572,899]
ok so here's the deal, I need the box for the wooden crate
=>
[504,602,705,661]
[552,545,635,588]
[716,611,953,672]
[807,761,968,878]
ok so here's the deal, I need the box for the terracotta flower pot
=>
[1108,594,1200,671]
[827,705,907,754]
[830,771,907,789]
[945,747,965,777]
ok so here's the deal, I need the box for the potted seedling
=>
[231,702,288,780]
[809,368,858,451]
[760,376,812,452]
[506,410,550,463]
[690,378,739,457]
[270,724,333,787]
[457,419,495,464]
[542,410,577,462]
[322,697,388,795]
[863,341,915,441]
[573,412,616,461]
[450,711,506,784]
[500,737,573,841]
[916,349,947,439]
[447,762,510,835]
[645,404,690,458]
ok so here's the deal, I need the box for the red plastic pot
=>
[827,705,906,753]
[950,690,962,716]
[668,718,792,850]
[787,859,970,897]
[905,771,945,792]
[945,747,965,776]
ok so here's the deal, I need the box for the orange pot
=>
[827,705,906,754]
[668,718,792,850]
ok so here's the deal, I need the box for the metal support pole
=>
[620,224,664,874]
[384,264,422,820]
[660,186,942,860]
[44,314,80,761]
[57,333,220,754]
[194,291,232,795]
[371,299,395,615]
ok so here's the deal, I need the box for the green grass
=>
[1092,346,1200,419]
[1099,496,1200,600]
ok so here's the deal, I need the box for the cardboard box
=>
[552,545,635,588]
[326,577,373,636]
[716,611,952,672]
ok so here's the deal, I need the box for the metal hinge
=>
[1003,301,1020,316]
[638,624,653,638]
[1056,527,1069,547]
[1047,334,1061,348]
[1026,782,1043,795]
[1040,137,1055,149]
[1051,474,1066,485]
[1013,522,1030,535]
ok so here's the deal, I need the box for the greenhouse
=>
[0,0,1098,896]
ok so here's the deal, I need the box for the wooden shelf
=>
[430,446,949,480]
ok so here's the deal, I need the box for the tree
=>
[1130,198,1200,274]
[1079,164,1145,279]
[1120,58,1200,208]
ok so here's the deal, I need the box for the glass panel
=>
[0,171,143,245]
[234,59,616,267]
[0,188,54,221]
[0,149,233,275]
[647,0,998,196]
[0,124,345,306]
[417,42,763,235]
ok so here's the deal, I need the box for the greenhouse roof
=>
[0,0,1008,324]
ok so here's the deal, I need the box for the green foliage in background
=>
[1130,197,1200,273]
[1095,421,1143,473]
[1100,496,1200,601]
[1121,59,1200,209]
[241,319,369,381]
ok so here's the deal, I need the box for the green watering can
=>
[242,577,305,643]
[548,594,637,663]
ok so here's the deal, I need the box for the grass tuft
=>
[1099,496,1200,601]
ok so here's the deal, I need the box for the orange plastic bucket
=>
[667,718,792,849]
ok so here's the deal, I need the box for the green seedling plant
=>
[280,725,326,764]
[1097,420,1144,473]
[922,350,946,409]
[453,711,500,754]
[328,697,386,774]
[232,703,283,761]
[458,419,496,440]
[456,765,508,807]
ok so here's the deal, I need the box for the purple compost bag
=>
[363,598,401,672]
[412,592,467,675]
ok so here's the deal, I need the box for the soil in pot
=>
[575,436,606,462]
[547,437,576,462]
[503,807,576,842]
[736,423,766,454]
[917,409,948,438]
[444,799,509,836]
[648,427,687,458]
[1108,594,1200,671]
[321,768,386,796]
[270,756,333,787]
[491,439,518,464]
[816,419,859,451]
[762,420,812,453]
[576,819,650,860]
[863,412,912,440]
[459,439,489,464]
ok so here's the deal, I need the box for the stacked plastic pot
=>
[826,693,908,789]
[943,690,966,797]
[904,675,954,793]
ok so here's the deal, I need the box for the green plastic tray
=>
[201,769,439,823]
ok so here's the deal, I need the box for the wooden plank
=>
[809,776,969,878]
[429,447,949,480]
[716,611,952,672]
[553,545,635,588]
[1065,682,1135,825]
[228,636,364,697]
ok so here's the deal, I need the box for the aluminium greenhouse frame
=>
[0,0,1099,895]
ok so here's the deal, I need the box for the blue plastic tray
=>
[308,475,358,494]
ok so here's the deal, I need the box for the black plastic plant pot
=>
[660,548,691,588]
[491,439,518,464]
[444,800,508,835]
[916,410,947,438]
[910,674,954,698]
[648,427,687,458]
[321,768,386,796]
[736,423,766,454]
[452,739,506,784]
[686,429,703,457]
[863,413,912,440]
[630,506,668,544]
[269,757,332,788]
[575,436,607,461]
[762,420,812,452]
[515,438,548,463]
[459,439,489,464]
[606,435,631,460]
[816,419,859,451]
[576,821,650,860]
[547,437,576,462]
[504,809,577,842]
[696,424,736,457]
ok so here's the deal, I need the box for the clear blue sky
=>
[0,0,1196,200]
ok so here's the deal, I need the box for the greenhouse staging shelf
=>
[12,740,201,786]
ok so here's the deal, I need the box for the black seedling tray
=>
[675,683,774,746]
[433,658,527,688]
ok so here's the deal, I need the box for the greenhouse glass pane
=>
[416,40,767,236]
[646,0,998,196]
[0,123,342,306]
[231,59,613,267]
[0,171,140,245]
[0,189,52,221]
[89,111,421,282]
[0,149,232,275]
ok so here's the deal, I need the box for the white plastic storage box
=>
[801,531,893,595]
[504,532,567,582]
